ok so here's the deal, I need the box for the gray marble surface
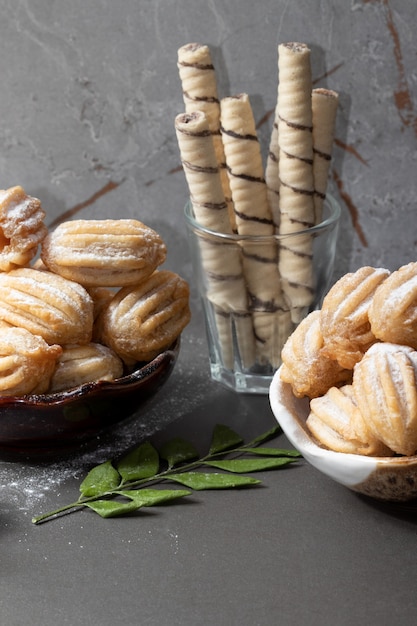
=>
[0,2,417,624]
[1,0,416,276]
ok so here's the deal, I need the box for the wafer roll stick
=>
[208,302,256,370]
[277,42,315,322]
[175,111,246,308]
[220,93,290,366]
[211,306,234,369]
[177,43,236,232]
[175,111,231,234]
[312,88,339,223]
[175,111,256,368]
[265,107,280,231]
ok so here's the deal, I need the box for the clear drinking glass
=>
[184,195,341,394]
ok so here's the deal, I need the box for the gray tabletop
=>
[1,306,416,626]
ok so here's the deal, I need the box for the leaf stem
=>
[32,423,291,525]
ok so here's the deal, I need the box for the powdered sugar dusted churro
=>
[177,43,236,231]
[277,42,315,321]
[306,384,391,456]
[0,185,48,272]
[312,88,339,223]
[220,93,291,366]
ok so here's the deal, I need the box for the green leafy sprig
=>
[32,424,301,525]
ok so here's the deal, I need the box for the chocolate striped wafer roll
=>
[220,94,272,235]
[207,302,257,371]
[175,111,256,369]
[177,43,236,232]
[277,42,315,321]
[220,93,291,366]
[175,111,231,234]
[312,88,339,223]
[265,98,280,231]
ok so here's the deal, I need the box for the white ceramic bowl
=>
[269,366,417,502]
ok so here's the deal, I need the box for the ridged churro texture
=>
[307,384,392,456]
[280,310,351,399]
[48,342,124,393]
[0,185,48,272]
[369,261,417,349]
[0,327,62,395]
[97,270,191,364]
[320,266,390,369]
[88,287,115,324]
[352,343,417,456]
[41,218,167,288]
[0,267,94,346]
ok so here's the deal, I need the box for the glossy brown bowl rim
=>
[0,338,180,409]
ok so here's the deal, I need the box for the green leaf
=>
[84,490,191,519]
[243,447,302,458]
[209,424,243,455]
[32,422,301,525]
[249,425,281,446]
[159,438,199,468]
[79,461,121,497]
[168,471,260,490]
[117,488,191,506]
[204,457,298,473]
[116,442,159,482]
[85,499,139,518]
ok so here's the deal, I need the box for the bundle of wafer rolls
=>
[175,41,339,372]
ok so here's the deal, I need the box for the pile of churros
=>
[175,41,339,371]
[0,185,191,396]
[280,262,417,458]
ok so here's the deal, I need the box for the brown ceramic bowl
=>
[0,339,180,458]
[269,366,417,503]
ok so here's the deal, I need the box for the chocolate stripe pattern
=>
[177,43,236,231]
[265,113,281,230]
[175,110,256,369]
[220,93,291,366]
[277,42,316,321]
[312,88,339,223]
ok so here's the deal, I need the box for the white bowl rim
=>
[268,366,417,489]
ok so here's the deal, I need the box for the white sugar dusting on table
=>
[0,335,209,516]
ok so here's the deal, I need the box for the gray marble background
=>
[0,0,416,284]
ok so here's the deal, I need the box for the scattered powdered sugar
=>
[365,342,415,359]
[389,273,417,309]
[356,342,417,415]
[0,461,80,512]
[0,334,210,517]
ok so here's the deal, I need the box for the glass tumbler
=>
[184,195,341,394]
